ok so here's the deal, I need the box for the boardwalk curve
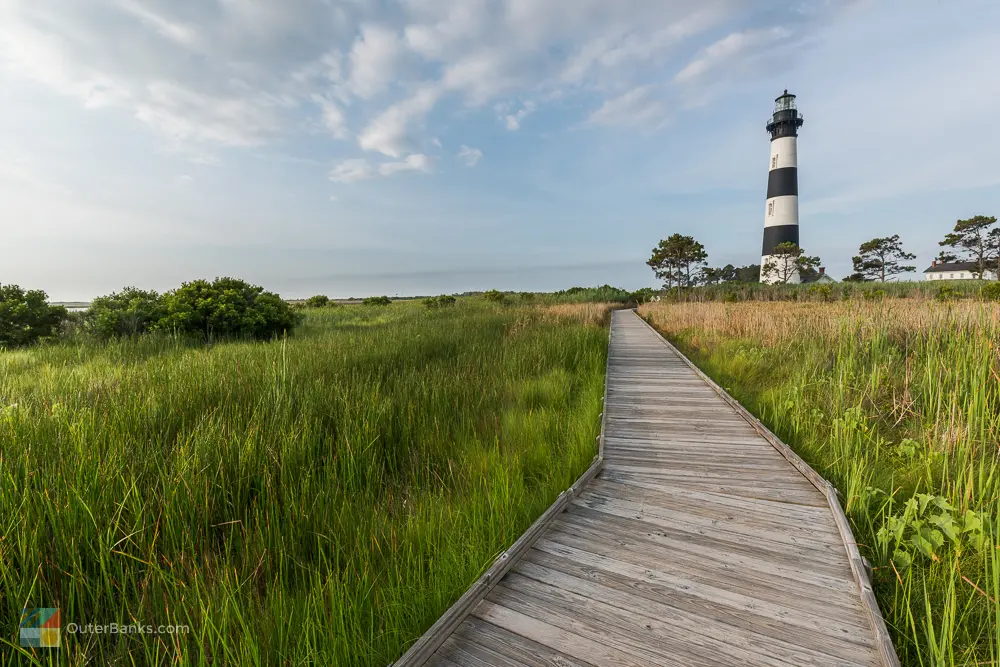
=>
[395,309,898,667]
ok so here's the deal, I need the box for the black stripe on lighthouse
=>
[766,167,798,199]
[761,224,800,256]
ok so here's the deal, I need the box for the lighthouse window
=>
[771,155,778,169]
[768,201,774,216]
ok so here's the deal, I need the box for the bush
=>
[519,292,536,302]
[157,278,299,339]
[629,287,655,304]
[863,288,887,301]
[86,287,165,339]
[305,295,330,308]
[362,296,392,306]
[980,282,1000,301]
[483,290,505,303]
[0,284,67,347]
[422,295,457,309]
[807,284,833,301]
[935,284,960,302]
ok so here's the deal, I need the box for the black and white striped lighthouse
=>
[760,90,804,284]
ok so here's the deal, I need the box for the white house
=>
[923,260,998,281]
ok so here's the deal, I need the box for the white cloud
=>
[498,101,536,131]
[329,154,433,183]
[586,85,665,126]
[329,158,375,183]
[457,145,483,167]
[317,98,349,139]
[0,1,839,168]
[379,153,434,176]
[357,85,442,157]
[674,27,791,84]
[347,24,404,99]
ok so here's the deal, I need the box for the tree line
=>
[648,215,999,288]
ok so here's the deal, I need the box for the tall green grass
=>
[2,301,607,665]
[666,279,992,303]
[641,300,1000,666]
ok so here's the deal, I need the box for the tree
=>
[157,277,299,339]
[305,294,330,308]
[482,290,505,303]
[86,287,165,339]
[647,234,708,289]
[940,215,1000,279]
[761,243,820,285]
[362,295,392,306]
[734,264,761,283]
[935,250,958,263]
[851,234,916,282]
[0,284,67,347]
[700,265,736,285]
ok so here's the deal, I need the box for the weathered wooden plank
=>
[472,601,654,667]
[452,617,598,667]
[510,562,880,667]
[539,522,866,614]
[575,487,845,548]
[550,510,858,587]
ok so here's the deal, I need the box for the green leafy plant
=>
[362,295,392,306]
[0,284,67,347]
[482,289,505,303]
[86,287,165,339]
[980,282,1000,301]
[807,284,833,301]
[935,284,959,302]
[877,493,988,568]
[305,295,331,308]
[157,277,300,340]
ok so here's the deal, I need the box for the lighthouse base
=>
[760,255,801,285]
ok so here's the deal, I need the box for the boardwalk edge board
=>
[632,310,901,667]
[390,315,615,666]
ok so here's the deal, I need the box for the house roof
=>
[923,261,980,273]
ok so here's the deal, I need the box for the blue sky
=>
[2,0,999,300]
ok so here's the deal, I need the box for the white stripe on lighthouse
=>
[764,195,798,227]
[768,136,797,169]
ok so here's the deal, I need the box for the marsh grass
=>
[641,299,1000,666]
[2,300,608,665]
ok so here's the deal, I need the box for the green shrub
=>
[483,289,505,303]
[807,284,833,301]
[980,282,1000,301]
[629,287,655,304]
[935,284,960,302]
[305,295,330,308]
[423,295,457,309]
[158,277,299,339]
[362,295,392,306]
[0,284,67,347]
[86,287,165,339]
[518,292,536,302]
[864,288,887,301]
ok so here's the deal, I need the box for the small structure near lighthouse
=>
[760,90,804,284]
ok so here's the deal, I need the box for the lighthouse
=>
[760,90,804,284]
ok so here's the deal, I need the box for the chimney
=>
[932,260,937,267]
[819,267,825,275]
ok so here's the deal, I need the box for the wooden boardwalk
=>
[398,309,897,667]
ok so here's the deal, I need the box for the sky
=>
[2,0,999,301]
